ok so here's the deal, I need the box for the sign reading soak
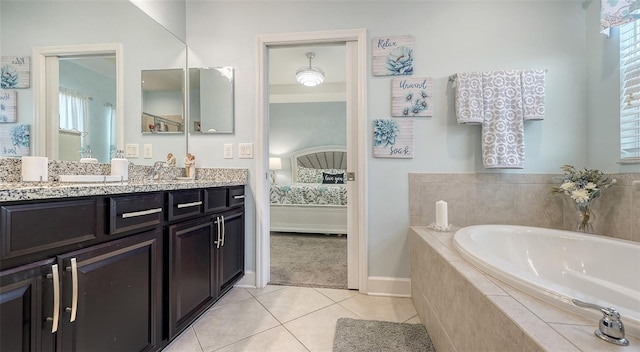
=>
[373,118,414,158]
[0,124,30,156]
[372,35,414,76]
[1,56,30,89]
[392,77,433,117]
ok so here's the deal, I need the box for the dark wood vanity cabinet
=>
[167,186,245,339]
[0,185,245,352]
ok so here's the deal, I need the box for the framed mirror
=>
[141,69,185,134]
[189,67,234,134]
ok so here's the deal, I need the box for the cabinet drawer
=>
[167,190,203,221]
[109,193,163,235]
[228,186,245,208]
[204,188,228,213]
[1,199,99,260]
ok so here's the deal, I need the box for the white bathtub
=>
[453,225,640,337]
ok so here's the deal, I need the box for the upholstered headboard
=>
[290,145,347,181]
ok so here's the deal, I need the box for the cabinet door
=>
[217,209,244,295]
[168,216,216,339]
[58,229,162,352]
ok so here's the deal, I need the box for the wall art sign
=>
[372,35,414,76]
[0,90,17,122]
[392,77,433,117]
[373,118,414,158]
[1,56,30,89]
[0,124,30,156]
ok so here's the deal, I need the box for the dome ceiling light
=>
[295,52,325,87]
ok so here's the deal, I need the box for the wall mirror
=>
[189,67,234,134]
[141,69,185,134]
[1,0,187,165]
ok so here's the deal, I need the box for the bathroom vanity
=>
[0,177,246,352]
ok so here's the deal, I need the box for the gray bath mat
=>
[333,318,435,352]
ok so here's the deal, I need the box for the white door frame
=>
[255,29,368,292]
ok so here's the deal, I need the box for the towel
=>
[521,69,546,120]
[481,70,525,169]
[454,72,484,125]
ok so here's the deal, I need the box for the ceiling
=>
[268,44,347,103]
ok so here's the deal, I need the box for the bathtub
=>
[453,225,640,337]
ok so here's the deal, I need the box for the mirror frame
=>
[32,43,124,157]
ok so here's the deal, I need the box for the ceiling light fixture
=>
[296,52,325,87]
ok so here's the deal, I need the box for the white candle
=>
[436,200,448,227]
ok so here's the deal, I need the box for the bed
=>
[270,145,348,235]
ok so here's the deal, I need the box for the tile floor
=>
[163,285,421,352]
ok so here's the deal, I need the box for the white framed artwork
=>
[0,90,17,122]
[1,56,30,89]
[391,77,433,117]
[372,35,414,76]
[0,124,30,156]
[373,118,414,158]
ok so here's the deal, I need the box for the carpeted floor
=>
[332,318,435,352]
[270,231,347,289]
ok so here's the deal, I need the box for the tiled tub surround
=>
[410,227,640,352]
[0,158,248,201]
[409,173,640,243]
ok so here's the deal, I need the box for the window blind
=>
[620,21,640,160]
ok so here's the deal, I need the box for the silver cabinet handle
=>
[65,258,78,323]
[233,195,245,200]
[122,208,162,218]
[177,201,202,209]
[216,216,222,249]
[221,215,226,247]
[46,264,60,333]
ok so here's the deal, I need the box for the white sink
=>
[58,175,124,183]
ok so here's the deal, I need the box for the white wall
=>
[186,1,590,281]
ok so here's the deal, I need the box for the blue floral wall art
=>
[0,90,17,123]
[372,36,414,76]
[0,124,30,156]
[392,77,433,117]
[1,56,30,89]
[373,118,414,158]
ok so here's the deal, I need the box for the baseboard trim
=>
[366,276,411,297]
[234,270,256,288]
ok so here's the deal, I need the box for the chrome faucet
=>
[150,161,167,180]
[572,299,629,346]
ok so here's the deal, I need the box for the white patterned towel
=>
[521,69,546,120]
[481,70,525,169]
[454,72,484,125]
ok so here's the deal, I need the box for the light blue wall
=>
[186,1,591,279]
[269,102,347,183]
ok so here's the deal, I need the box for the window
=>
[620,21,640,161]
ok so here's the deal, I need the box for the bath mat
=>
[332,318,435,352]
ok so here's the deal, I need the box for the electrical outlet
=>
[125,143,139,158]
[143,144,153,159]
[239,143,253,159]
[224,143,233,159]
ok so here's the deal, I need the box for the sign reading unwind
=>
[392,77,433,117]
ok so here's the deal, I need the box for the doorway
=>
[255,29,367,292]
[268,44,348,288]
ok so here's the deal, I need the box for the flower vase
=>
[575,202,595,233]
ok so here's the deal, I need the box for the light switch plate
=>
[239,143,253,159]
[143,144,153,159]
[125,143,139,158]
[224,143,233,159]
